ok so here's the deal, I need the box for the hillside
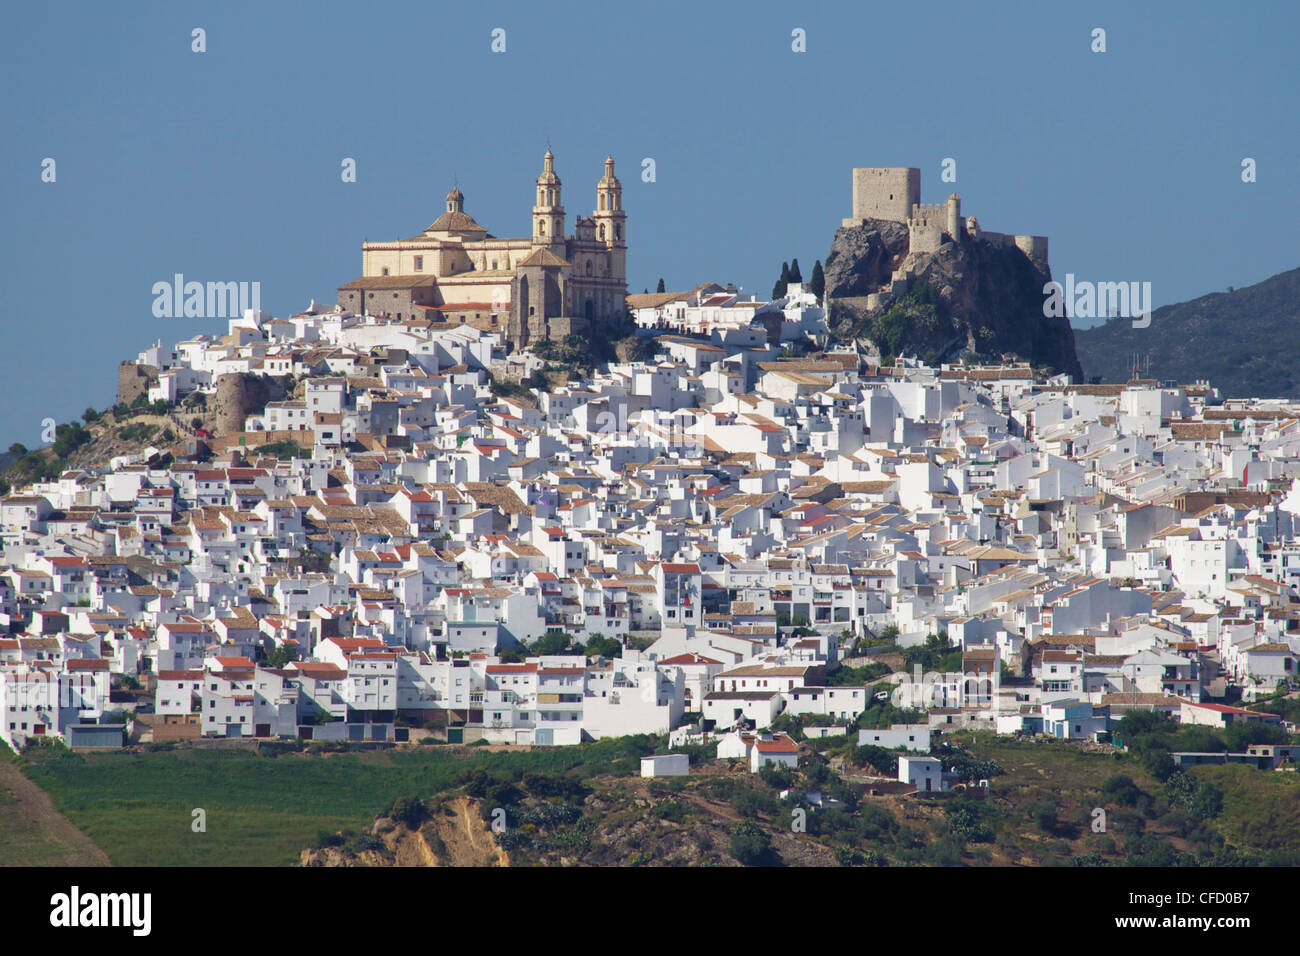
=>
[294,732,1300,868]
[18,719,1298,867]
[1,410,186,492]
[1073,267,1300,397]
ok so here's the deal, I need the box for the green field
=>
[0,745,108,866]
[0,780,72,866]
[19,739,658,866]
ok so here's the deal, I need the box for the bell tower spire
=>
[532,147,565,247]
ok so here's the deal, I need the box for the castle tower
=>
[946,194,961,240]
[445,185,464,214]
[532,148,565,248]
[848,167,921,224]
[593,156,627,279]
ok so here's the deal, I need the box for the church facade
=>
[338,150,627,350]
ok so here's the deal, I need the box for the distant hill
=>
[1073,267,1300,398]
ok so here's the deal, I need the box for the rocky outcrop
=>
[825,223,1083,378]
[823,220,910,298]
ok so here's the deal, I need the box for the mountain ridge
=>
[1073,267,1300,397]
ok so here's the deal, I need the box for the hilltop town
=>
[1,159,1297,803]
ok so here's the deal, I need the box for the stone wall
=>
[117,362,159,406]
[211,373,288,435]
[338,284,436,319]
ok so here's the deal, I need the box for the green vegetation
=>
[517,630,623,660]
[809,259,825,300]
[859,282,954,365]
[254,440,313,459]
[772,261,791,300]
[529,318,639,374]
[827,661,891,685]
[119,422,156,443]
[12,697,1300,868]
[1073,266,1300,399]
[1246,688,1300,726]
[729,820,777,866]
[4,419,96,485]
[262,644,299,669]
[18,736,662,866]
[489,373,545,398]
[902,632,963,673]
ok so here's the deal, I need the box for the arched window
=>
[538,220,546,235]
[585,260,593,275]
[615,225,622,240]
[598,225,605,240]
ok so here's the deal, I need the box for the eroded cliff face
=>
[824,221,1082,378]
[823,220,910,297]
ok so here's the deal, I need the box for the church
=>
[338,149,627,349]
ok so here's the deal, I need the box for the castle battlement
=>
[847,166,1047,269]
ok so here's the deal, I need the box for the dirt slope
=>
[0,762,111,867]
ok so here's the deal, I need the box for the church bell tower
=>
[532,148,565,249]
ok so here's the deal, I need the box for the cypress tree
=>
[788,258,803,284]
[773,261,791,300]
[810,260,825,299]
[656,278,665,293]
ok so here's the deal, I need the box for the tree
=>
[656,278,665,293]
[584,634,622,659]
[809,259,825,299]
[264,644,299,669]
[388,795,429,829]
[8,443,27,458]
[530,630,573,656]
[82,407,99,424]
[1225,720,1289,751]
[788,258,803,284]
[772,261,791,300]
[729,821,775,866]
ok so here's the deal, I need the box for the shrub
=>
[388,795,429,829]
[653,801,688,822]
[1101,774,1143,807]
[729,821,774,866]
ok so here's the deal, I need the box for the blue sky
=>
[2,0,1297,444]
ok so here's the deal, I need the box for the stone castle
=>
[842,167,1048,310]
[339,149,627,350]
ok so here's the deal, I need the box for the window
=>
[414,256,423,271]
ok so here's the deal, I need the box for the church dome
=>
[425,209,487,236]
